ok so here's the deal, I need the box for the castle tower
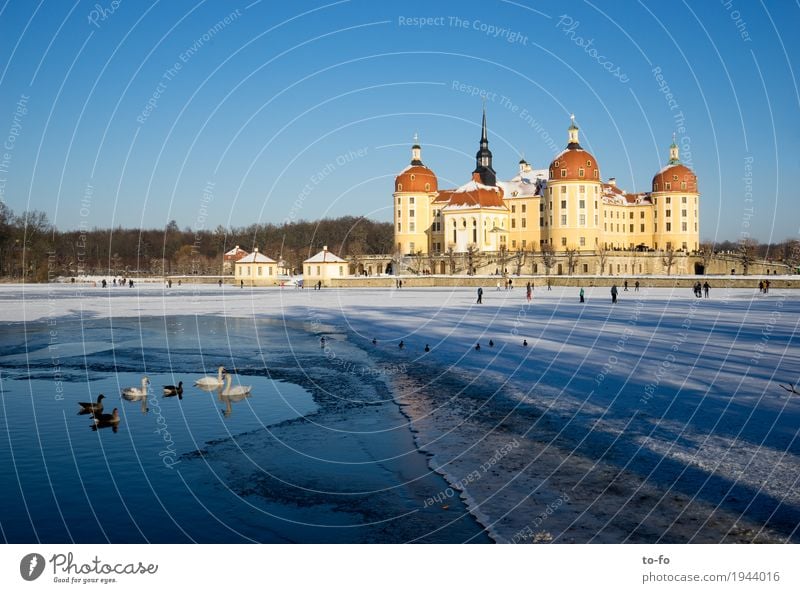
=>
[651,137,699,253]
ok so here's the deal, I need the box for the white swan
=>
[194,366,225,388]
[221,372,251,398]
[122,376,150,399]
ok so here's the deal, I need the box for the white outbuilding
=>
[234,248,277,286]
[303,246,348,287]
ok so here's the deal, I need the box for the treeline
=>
[0,202,393,281]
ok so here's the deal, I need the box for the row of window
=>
[236,265,273,276]
[549,168,600,179]
[653,181,688,191]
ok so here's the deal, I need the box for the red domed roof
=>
[395,165,437,193]
[549,148,600,182]
[652,164,697,193]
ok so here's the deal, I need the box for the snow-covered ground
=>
[1,282,798,542]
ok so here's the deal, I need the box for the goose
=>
[475,343,481,351]
[78,394,105,414]
[92,408,120,425]
[163,381,183,397]
[122,376,150,399]
[222,372,252,398]
[523,339,528,347]
[194,366,225,388]
[424,344,430,352]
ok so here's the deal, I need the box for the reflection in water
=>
[91,408,120,433]
[78,393,105,415]
[218,391,251,418]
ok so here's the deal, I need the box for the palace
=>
[393,111,699,261]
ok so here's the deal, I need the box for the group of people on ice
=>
[692,281,711,298]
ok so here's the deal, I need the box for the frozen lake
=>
[0,282,798,543]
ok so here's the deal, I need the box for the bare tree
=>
[597,244,608,276]
[782,239,800,270]
[465,244,481,275]
[698,241,715,274]
[427,251,437,275]
[738,238,758,275]
[412,250,425,275]
[514,248,527,276]
[539,243,556,275]
[662,247,676,276]
[446,245,457,275]
[564,247,578,276]
[496,244,510,275]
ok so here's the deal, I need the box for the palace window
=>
[521,218,527,228]
[583,263,588,273]
[522,240,527,248]
[682,222,687,232]
[640,224,645,232]
[425,183,430,191]
[579,185,585,193]
[578,168,585,178]
[512,205,516,213]
[397,222,401,231]
[409,222,415,232]
[654,183,658,191]
[511,219,516,229]
[666,209,672,217]
[560,214,567,226]
[409,242,414,252]
[561,169,567,177]
[673,174,678,181]
[579,214,586,225]
[397,184,403,191]
[665,182,671,190]
[579,236,586,246]
[561,186,567,194]
[561,200,567,209]
[594,214,598,225]
[666,222,672,231]
[522,204,527,213]
[579,200,585,209]
[640,211,645,218]
[629,212,634,219]
[512,240,517,248]
[681,209,687,217]
[410,174,415,181]
[587,160,592,166]
[409,209,415,217]
[257,266,262,276]
[561,237,567,246]
[540,217,544,226]
[409,197,415,204]
[630,224,633,232]
[398,209,401,218]
[594,170,599,179]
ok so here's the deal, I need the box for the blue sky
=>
[0,0,798,242]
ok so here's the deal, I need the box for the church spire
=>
[473,105,496,185]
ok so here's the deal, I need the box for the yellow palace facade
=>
[393,112,699,258]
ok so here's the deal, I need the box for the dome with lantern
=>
[548,115,601,182]
[394,137,438,193]
[652,137,698,192]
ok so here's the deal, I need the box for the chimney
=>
[254,247,259,253]
[608,178,616,187]
[323,245,328,252]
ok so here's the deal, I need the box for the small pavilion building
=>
[303,246,348,287]
[234,248,277,286]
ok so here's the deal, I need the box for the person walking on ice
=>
[703,281,710,298]
[477,287,483,304]
[611,284,618,304]
[579,287,585,303]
